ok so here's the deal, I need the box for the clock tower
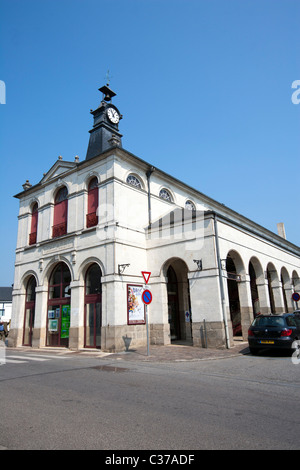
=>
[86,84,123,160]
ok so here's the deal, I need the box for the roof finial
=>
[105,69,112,86]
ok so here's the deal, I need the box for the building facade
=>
[9,85,300,351]
[0,287,13,323]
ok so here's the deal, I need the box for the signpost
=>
[141,272,152,356]
[142,289,152,305]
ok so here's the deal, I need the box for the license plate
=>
[260,340,274,344]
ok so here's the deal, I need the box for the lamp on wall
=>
[193,259,202,271]
[220,259,227,271]
[118,264,130,275]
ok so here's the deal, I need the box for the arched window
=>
[84,264,102,348]
[53,186,68,238]
[29,203,38,245]
[126,174,142,189]
[86,177,98,228]
[159,188,172,202]
[185,200,196,211]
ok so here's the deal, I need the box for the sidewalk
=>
[103,340,250,363]
[10,340,250,363]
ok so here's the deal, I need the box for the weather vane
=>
[105,69,112,86]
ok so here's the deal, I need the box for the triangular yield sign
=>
[141,271,151,284]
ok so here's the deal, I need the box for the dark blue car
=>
[248,313,300,356]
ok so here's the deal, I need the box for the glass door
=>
[47,263,71,347]
[85,301,101,348]
[23,305,35,346]
[84,264,102,348]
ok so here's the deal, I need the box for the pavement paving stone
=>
[102,341,250,363]
[8,341,250,363]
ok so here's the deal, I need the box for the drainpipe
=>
[213,213,230,349]
[146,167,155,228]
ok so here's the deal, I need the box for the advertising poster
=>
[127,285,145,325]
[48,319,58,332]
[61,305,70,338]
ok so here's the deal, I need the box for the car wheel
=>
[249,347,259,355]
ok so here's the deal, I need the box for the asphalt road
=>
[1,348,299,450]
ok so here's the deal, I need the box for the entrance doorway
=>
[47,263,71,347]
[226,255,242,337]
[23,276,36,346]
[249,261,260,318]
[167,266,180,341]
[166,259,191,344]
[84,263,102,348]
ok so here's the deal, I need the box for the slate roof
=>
[0,287,13,302]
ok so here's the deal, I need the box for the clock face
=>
[107,107,119,124]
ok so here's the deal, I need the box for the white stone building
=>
[0,287,13,323]
[9,85,300,351]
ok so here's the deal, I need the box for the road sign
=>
[141,271,151,284]
[292,292,300,302]
[142,289,152,305]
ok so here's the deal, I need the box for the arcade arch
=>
[225,251,245,337]
[84,263,102,348]
[163,258,191,343]
[22,275,37,346]
[266,263,279,313]
[248,257,264,317]
[46,262,71,347]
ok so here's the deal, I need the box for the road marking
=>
[4,359,27,364]
[20,354,67,360]
[8,355,49,362]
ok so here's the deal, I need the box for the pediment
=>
[40,159,77,184]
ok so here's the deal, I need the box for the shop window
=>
[29,203,38,245]
[53,186,68,238]
[86,177,98,228]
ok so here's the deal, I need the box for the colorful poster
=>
[127,285,145,325]
[61,305,70,338]
[48,309,55,319]
[48,319,58,332]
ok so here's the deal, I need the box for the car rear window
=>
[252,316,285,327]
[292,316,300,327]
[286,316,297,327]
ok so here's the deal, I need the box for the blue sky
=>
[0,0,299,286]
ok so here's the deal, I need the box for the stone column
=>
[69,280,85,349]
[32,285,48,348]
[149,277,170,345]
[272,280,285,314]
[283,285,294,313]
[189,269,227,349]
[238,275,255,339]
[256,278,272,314]
[7,290,25,348]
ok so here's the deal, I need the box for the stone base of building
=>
[7,328,22,348]
[150,323,171,346]
[7,321,233,351]
[101,324,147,352]
[192,321,230,349]
[101,323,171,352]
